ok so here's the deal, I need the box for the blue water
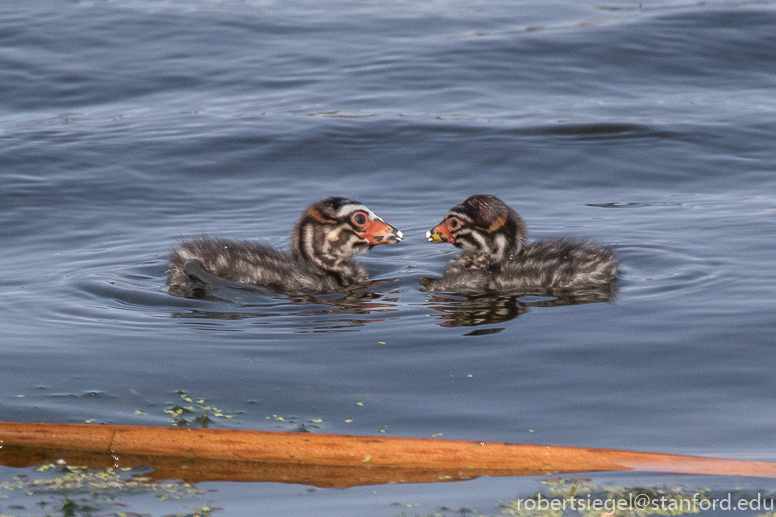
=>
[3,0,776,515]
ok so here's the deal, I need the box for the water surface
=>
[2,0,776,515]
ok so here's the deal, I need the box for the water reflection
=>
[423,283,617,330]
[168,271,616,332]
[169,277,400,331]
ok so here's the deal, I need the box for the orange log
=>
[1,422,774,488]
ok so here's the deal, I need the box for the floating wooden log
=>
[1,423,774,488]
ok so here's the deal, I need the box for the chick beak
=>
[361,219,403,246]
[426,222,454,244]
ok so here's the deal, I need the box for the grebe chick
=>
[168,197,403,293]
[425,195,617,293]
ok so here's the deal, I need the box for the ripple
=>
[616,243,728,299]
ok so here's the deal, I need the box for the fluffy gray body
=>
[427,237,617,293]
[167,237,365,293]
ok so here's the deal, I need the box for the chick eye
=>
[447,217,461,231]
[351,212,368,227]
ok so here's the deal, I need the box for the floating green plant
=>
[264,413,326,432]
[165,391,235,428]
[165,506,217,517]
[0,463,209,516]
[1,464,202,498]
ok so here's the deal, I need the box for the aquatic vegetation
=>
[0,463,208,516]
[164,506,216,517]
[1,464,203,498]
[165,391,235,428]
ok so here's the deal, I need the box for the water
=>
[2,0,776,515]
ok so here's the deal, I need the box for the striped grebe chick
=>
[168,197,402,293]
[425,195,617,293]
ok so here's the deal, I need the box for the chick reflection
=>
[427,293,528,327]
[423,283,616,328]
[170,263,399,331]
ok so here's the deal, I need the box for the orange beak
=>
[426,221,454,244]
[360,219,403,246]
